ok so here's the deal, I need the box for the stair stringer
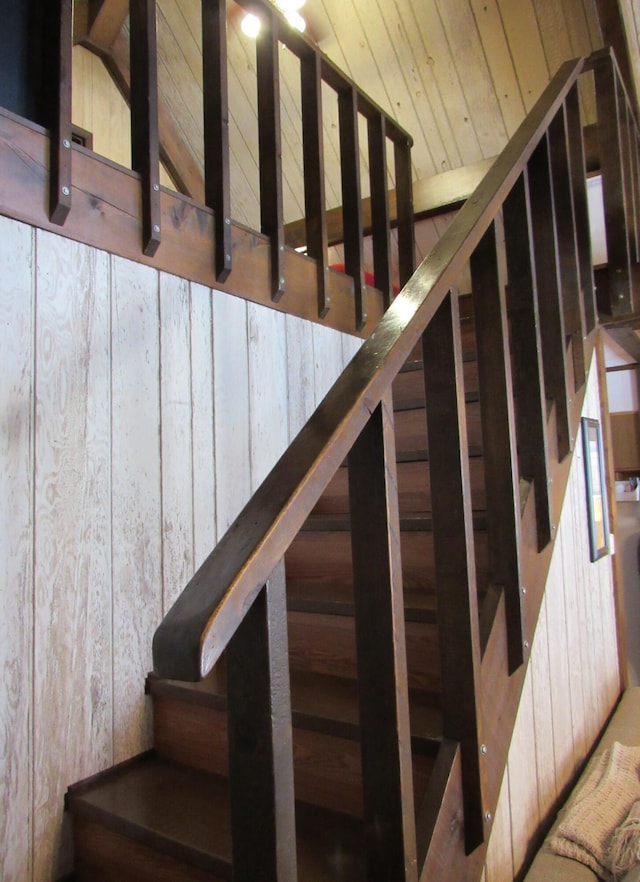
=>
[419,333,605,881]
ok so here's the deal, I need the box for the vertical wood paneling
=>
[33,232,112,879]
[529,598,558,815]
[484,769,514,882]
[159,273,194,613]
[212,289,250,533]
[247,304,288,490]
[0,218,34,882]
[507,673,540,874]
[488,362,620,868]
[285,313,317,442]
[313,322,346,403]
[111,256,161,762]
[190,283,217,568]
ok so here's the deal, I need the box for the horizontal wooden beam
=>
[284,127,601,251]
[0,108,381,336]
[607,326,640,363]
[284,157,496,250]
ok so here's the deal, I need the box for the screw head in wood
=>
[61,186,70,196]
[153,224,160,233]
[153,183,160,191]
[484,812,492,823]
[480,743,487,755]
[63,139,71,148]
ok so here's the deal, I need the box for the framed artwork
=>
[581,417,610,562]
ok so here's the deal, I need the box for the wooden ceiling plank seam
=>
[496,0,550,112]
[389,0,462,173]
[87,0,129,49]
[409,0,484,166]
[367,0,444,179]
[349,0,439,181]
[468,0,526,140]
[554,0,599,124]
[432,0,509,159]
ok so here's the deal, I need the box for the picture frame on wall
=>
[581,417,610,562]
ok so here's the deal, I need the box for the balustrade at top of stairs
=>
[59,19,640,882]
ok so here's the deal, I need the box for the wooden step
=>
[148,670,440,818]
[313,452,487,517]
[68,754,367,882]
[286,578,438,622]
[394,400,483,452]
[285,515,489,592]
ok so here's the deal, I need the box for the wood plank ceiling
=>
[75,0,633,278]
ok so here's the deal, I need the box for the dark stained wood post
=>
[226,565,297,882]
[348,394,418,882]
[338,85,366,330]
[129,0,162,256]
[527,131,573,461]
[470,220,524,673]
[368,112,393,308]
[503,171,552,551]
[548,102,586,391]
[202,0,232,282]
[564,83,596,334]
[49,0,73,226]
[395,137,415,288]
[594,49,633,315]
[422,291,486,854]
[256,10,286,301]
[300,50,329,317]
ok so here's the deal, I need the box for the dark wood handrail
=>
[152,56,586,683]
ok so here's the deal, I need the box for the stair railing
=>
[53,0,415,329]
[149,50,636,880]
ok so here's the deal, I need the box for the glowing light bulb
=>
[276,0,306,11]
[285,9,306,31]
[241,13,261,38]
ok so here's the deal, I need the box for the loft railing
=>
[49,0,415,330]
[152,49,640,879]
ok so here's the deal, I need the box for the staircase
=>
[64,39,639,882]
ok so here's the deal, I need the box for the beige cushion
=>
[524,688,640,882]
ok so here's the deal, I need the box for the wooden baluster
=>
[622,100,640,266]
[422,291,485,853]
[594,51,633,315]
[630,123,640,264]
[470,221,524,673]
[226,566,297,882]
[503,172,552,550]
[301,50,329,317]
[129,0,161,256]
[256,11,285,301]
[548,102,586,391]
[368,113,393,308]
[565,83,596,334]
[348,395,418,882]
[49,0,73,225]
[339,85,366,330]
[202,0,232,282]
[528,131,572,461]
[395,137,415,288]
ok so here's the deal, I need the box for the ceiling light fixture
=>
[241,0,307,38]
[241,12,261,38]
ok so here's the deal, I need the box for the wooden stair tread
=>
[148,670,443,748]
[286,578,437,622]
[68,754,367,881]
[300,512,488,532]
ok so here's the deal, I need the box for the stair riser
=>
[153,696,435,818]
[285,529,489,592]
[313,458,487,517]
[394,402,482,453]
[392,359,478,406]
[287,611,440,693]
[74,818,225,882]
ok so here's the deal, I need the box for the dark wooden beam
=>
[607,326,640,363]
[87,0,129,49]
[593,0,639,115]
[285,157,495,251]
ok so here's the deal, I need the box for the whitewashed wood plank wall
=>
[0,215,360,881]
[484,362,621,879]
[0,216,620,881]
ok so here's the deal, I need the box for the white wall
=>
[484,360,621,880]
[0,216,362,881]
